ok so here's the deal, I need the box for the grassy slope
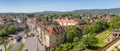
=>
[96,30,111,47]
[84,30,111,51]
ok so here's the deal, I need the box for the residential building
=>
[37,22,65,51]
[105,29,120,42]
[101,17,112,22]
[54,18,78,26]
[14,22,27,30]
[27,18,37,30]
[0,21,5,30]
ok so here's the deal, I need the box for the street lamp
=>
[4,40,8,51]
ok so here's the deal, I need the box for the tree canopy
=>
[9,25,16,34]
[24,29,29,34]
[83,21,109,35]
[65,26,80,43]
[0,25,16,37]
[81,35,99,46]
[22,15,28,20]
[109,15,120,29]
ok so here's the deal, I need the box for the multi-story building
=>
[27,18,37,30]
[54,18,78,26]
[37,22,65,51]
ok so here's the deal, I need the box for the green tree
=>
[55,47,61,51]
[109,15,120,29]
[8,18,14,22]
[72,44,85,51]
[85,19,90,24]
[24,29,29,34]
[9,25,16,34]
[83,26,90,35]
[0,26,9,36]
[89,21,109,34]
[65,26,79,43]
[3,26,9,35]
[73,37,79,43]
[55,43,74,51]
[22,15,28,20]
[82,35,99,47]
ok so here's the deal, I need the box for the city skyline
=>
[0,0,120,13]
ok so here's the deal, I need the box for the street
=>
[23,37,37,51]
[23,30,45,51]
[10,42,21,51]
[37,37,45,51]
[10,31,24,51]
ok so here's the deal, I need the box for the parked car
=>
[31,34,35,37]
[16,35,22,42]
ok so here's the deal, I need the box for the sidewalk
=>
[106,40,120,51]
[0,45,5,51]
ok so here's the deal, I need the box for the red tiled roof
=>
[45,26,65,36]
[27,18,35,24]
[102,17,112,21]
[38,21,82,36]
[55,18,78,24]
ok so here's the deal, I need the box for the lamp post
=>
[4,40,8,51]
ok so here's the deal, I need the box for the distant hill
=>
[1,8,120,14]
[35,8,120,14]
[72,8,120,14]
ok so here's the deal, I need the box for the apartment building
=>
[37,22,65,51]
[54,18,78,26]
[27,18,37,30]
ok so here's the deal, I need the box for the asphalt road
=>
[10,32,24,51]
[23,37,37,51]
[10,42,21,51]
[23,29,45,51]
[37,37,45,51]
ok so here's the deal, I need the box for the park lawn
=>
[6,44,14,51]
[18,43,24,51]
[97,30,111,47]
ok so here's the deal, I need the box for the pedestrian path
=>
[10,42,21,51]
[0,45,5,51]
[106,40,120,51]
